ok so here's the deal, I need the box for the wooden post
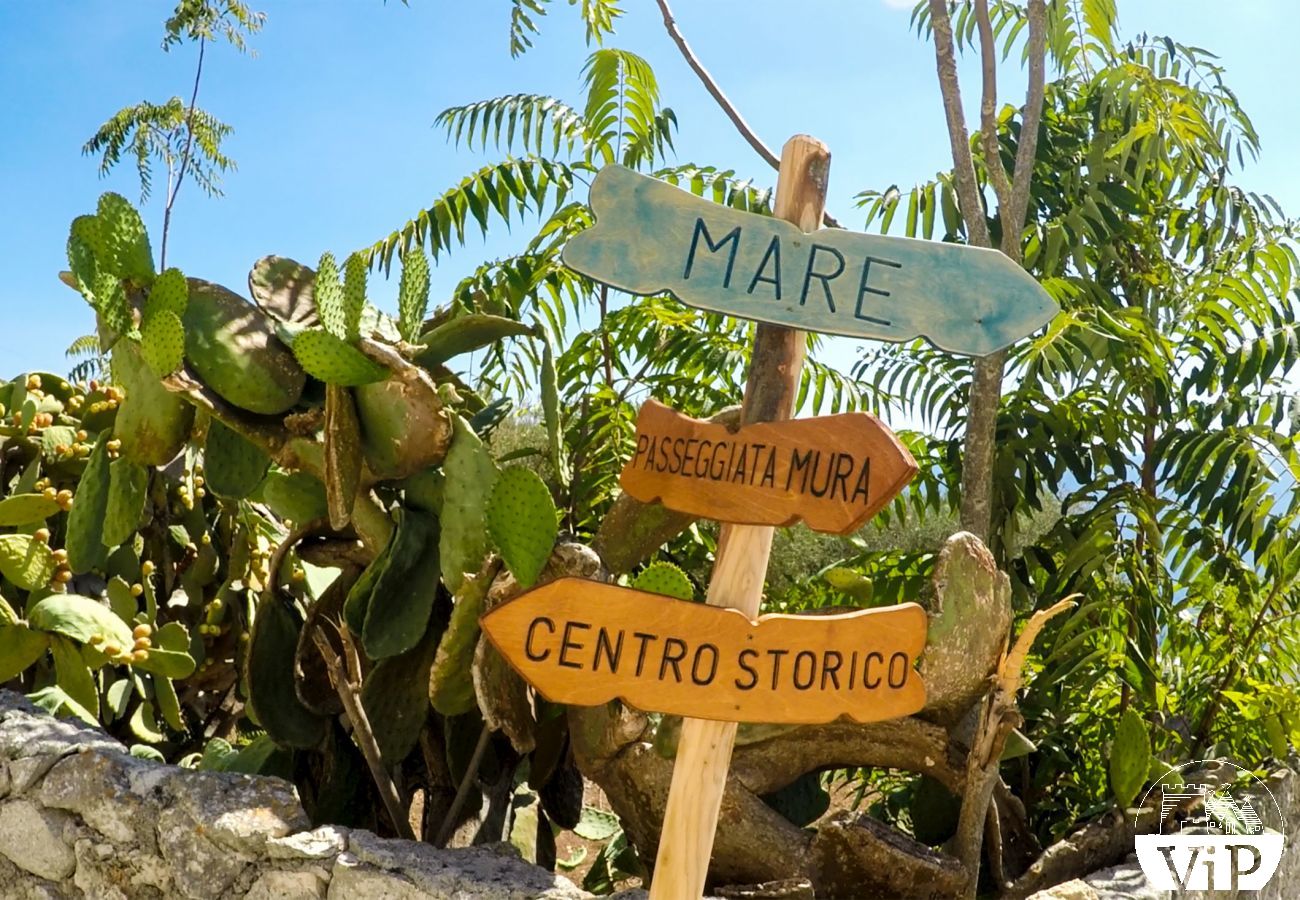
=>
[648,135,830,899]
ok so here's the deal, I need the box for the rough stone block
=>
[0,799,76,881]
[245,869,330,899]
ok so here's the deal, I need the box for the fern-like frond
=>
[508,0,621,57]
[436,94,590,158]
[361,157,587,273]
[581,48,660,165]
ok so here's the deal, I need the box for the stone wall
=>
[6,686,1298,899]
[0,691,629,899]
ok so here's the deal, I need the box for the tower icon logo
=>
[1134,760,1284,891]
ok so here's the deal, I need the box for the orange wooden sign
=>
[480,578,927,725]
[620,399,918,534]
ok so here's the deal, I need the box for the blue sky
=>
[1,1,1296,381]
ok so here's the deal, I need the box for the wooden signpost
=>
[479,578,927,724]
[620,398,918,533]
[562,163,1058,356]
[482,135,1059,898]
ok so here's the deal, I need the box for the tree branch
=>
[974,0,1012,212]
[652,0,841,229]
[926,0,992,250]
[162,36,206,269]
[1004,0,1048,254]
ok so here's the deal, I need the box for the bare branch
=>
[652,0,841,229]
[1004,0,1049,255]
[926,0,992,249]
[313,624,415,841]
[974,0,1012,211]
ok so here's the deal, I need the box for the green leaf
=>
[103,458,149,550]
[315,252,347,340]
[342,253,367,341]
[132,647,197,680]
[1109,708,1151,809]
[487,467,557,589]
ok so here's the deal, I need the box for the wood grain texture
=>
[562,164,1058,356]
[479,578,928,724]
[621,399,918,534]
[650,135,829,900]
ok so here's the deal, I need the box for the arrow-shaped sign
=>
[562,165,1058,355]
[480,578,928,725]
[621,399,917,534]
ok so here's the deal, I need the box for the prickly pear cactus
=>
[315,252,347,340]
[248,593,327,749]
[65,434,112,573]
[429,561,495,716]
[341,253,367,342]
[397,250,430,342]
[438,416,497,593]
[292,328,388,386]
[139,309,185,377]
[0,534,55,591]
[632,561,694,601]
[96,192,155,286]
[103,458,149,550]
[203,418,270,499]
[486,466,558,590]
[183,279,307,414]
[362,508,440,660]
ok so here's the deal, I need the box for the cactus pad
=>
[204,418,270,499]
[96,192,154,285]
[342,253,366,341]
[103,458,149,550]
[362,508,440,660]
[248,593,327,749]
[632,562,694,601]
[111,339,194,466]
[429,564,492,716]
[362,608,444,762]
[324,384,362,529]
[140,309,185,376]
[183,279,307,415]
[0,494,62,527]
[292,328,388,386]
[486,466,557,590]
[248,255,319,326]
[145,268,189,321]
[28,593,135,648]
[439,416,498,593]
[67,220,99,298]
[0,534,55,590]
[66,435,112,573]
[397,250,430,342]
[93,270,133,337]
[315,252,347,340]
[259,470,329,524]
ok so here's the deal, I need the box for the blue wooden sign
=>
[562,165,1058,355]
